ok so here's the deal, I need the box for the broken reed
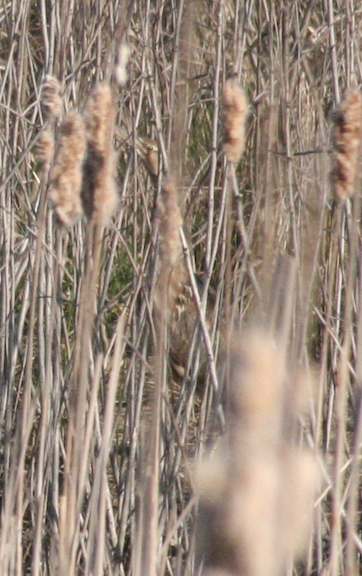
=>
[331,88,362,201]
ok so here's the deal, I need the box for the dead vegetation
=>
[0,1,362,575]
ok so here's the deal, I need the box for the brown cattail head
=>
[48,112,86,227]
[331,88,362,201]
[154,179,188,323]
[157,179,183,270]
[36,128,55,169]
[81,82,118,225]
[41,75,62,121]
[222,78,248,163]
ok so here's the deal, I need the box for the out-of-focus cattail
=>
[114,42,131,87]
[41,75,62,121]
[157,180,183,270]
[222,78,248,163]
[153,180,217,387]
[331,88,362,201]
[36,128,55,169]
[196,330,318,576]
[154,179,186,323]
[48,112,86,227]
[82,82,118,225]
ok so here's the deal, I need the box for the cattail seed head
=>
[158,179,183,269]
[222,78,248,163]
[48,112,86,227]
[154,179,187,327]
[82,82,118,225]
[41,75,62,120]
[36,128,55,168]
[331,88,362,201]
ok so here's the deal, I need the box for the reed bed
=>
[0,1,362,575]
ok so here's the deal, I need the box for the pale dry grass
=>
[0,1,361,576]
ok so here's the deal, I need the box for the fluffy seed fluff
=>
[41,75,62,120]
[331,88,362,201]
[48,112,86,227]
[81,82,118,225]
[222,78,248,163]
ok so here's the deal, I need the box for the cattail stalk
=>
[58,84,118,576]
[331,88,362,201]
[134,180,185,576]
[48,112,86,227]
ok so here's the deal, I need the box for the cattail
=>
[157,180,183,269]
[48,112,86,227]
[222,78,248,163]
[36,128,55,168]
[154,179,187,323]
[82,82,118,224]
[331,88,362,201]
[41,75,62,120]
[114,42,131,87]
[196,330,318,576]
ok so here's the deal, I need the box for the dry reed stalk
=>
[5,2,361,575]
[48,112,86,226]
[331,88,362,201]
[82,82,118,225]
[41,75,62,120]
[196,330,318,576]
[222,77,248,163]
[85,317,125,575]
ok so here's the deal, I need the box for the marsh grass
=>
[0,1,362,575]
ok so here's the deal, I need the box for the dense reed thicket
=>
[0,1,362,575]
